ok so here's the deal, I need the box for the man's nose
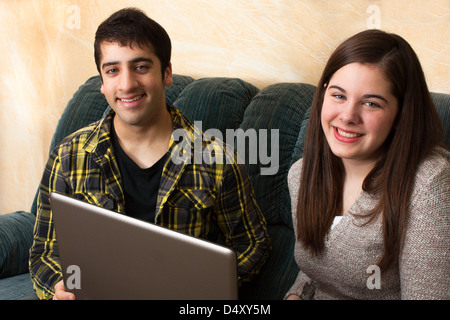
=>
[118,69,138,92]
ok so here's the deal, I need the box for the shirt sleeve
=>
[284,270,317,299]
[29,148,68,299]
[399,157,450,299]
[214,160,271,284]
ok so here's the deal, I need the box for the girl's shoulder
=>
[415,146,450,184]
[411,146,450,208]
[288,158,303,186]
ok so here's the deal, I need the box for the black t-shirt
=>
[111,125,168,223]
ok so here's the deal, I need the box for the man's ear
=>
[163,62,173,87]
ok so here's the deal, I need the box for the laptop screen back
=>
[51,192,238,300]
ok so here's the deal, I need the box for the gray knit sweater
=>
[286,146,450,300]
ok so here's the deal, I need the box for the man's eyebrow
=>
[101,61,119,70]
[101,57,154,70]
[328,85,388,102]
[129,57,154,65]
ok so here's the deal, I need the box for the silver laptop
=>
[50,192,238,300]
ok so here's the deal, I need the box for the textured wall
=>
[0,0,449,214]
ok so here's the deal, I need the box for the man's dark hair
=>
[94,7,171,77]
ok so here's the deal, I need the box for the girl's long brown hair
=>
[297,30,444,272]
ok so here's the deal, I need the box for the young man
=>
[29,8,270,300]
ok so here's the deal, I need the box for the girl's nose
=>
[339,102,361,125]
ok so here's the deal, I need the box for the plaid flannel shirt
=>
[29,105,270,300]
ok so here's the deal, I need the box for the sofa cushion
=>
[0,211,35,278]
[172,77,259,132]
[239,83,316,226]
[0,273,37,300]
[239,224,299,299]
[166,74,195,104]
[431,92,450,149]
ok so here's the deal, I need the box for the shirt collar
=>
[81,104,194,156]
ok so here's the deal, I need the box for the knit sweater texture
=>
[286,146,450,300]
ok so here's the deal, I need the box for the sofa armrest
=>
[0,211,36,278]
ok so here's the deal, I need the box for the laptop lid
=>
[50,192,238,300]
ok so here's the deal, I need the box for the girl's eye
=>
[332,94,346,100]
[364,101,381,108]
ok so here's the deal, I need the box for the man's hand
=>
[53,280,76,300]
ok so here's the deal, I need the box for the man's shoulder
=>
[51,115,110,155]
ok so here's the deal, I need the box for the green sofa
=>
[1,74,449,300]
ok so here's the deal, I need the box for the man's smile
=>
[118,94,145,103]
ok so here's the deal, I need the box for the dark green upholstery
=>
[0,212,35,278]
[239,83,316,226]
[237,83,315,299]
[431,92,450,148]
[1,74,449,300]
[173,77,259,132]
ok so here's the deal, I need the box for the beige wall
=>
[0,0,449,214]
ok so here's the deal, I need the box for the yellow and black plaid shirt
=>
[29,105,270,299]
